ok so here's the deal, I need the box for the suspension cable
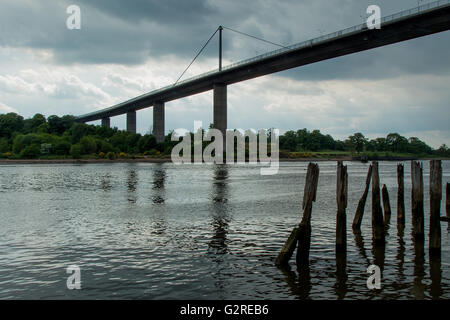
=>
[222,26,289,49]
[174,27,220,86]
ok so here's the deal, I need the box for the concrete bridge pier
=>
[153,102,165,143]
[101,117,110,128]
[213,83,227,145]
[127,110,137,134]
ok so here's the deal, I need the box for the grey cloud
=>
[2,0,448,74]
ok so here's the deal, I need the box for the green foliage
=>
[70,144,83,159]
[0,113,24,139]
[436,144,450,157]
[106,151,116,160]
[1,112,444,160]
[137,135,157,153]
[20,144,41,159]
[0,138,9,153]
[54,141,71,156]
[47,115,76,135]
[79,136,97,154]
[23,113,46,133]
[346,133,367,153]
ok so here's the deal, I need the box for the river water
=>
[0,161,449,300]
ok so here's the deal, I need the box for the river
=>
[0,161,449,299]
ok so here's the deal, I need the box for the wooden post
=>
[371,161,385,246]
[397,164,405,228]
[275,163,319,266]
[336,161,348,253]
[447,183,450,219]
[296,163,320,266]
[382,184,392,226]
[352,164,372,231]
[411,161,424,240]
[429,160,442,256]
[275,228,300,266]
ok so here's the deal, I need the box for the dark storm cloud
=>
[77,0,215,25]
[0,0,221,64]
[0,0,449,78]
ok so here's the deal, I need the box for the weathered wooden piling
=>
[397,164,405,228]
[382,184,392,226]
[429,160,442,256]
[336,161,348,253]
[275,163,319,266]
[447,183,450,219]
[275,227,300,266]
[371,161,385,246]
[411,161,424,239]
[296,163,320,266]
[352,164,372,231]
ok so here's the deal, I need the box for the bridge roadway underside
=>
[77,5,450,138]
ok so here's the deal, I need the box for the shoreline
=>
[0,156,448,165]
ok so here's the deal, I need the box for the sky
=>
[0,0,449,148]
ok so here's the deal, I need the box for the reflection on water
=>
[152,165,166,204]
[0,161,449,299]
[101,174,112,192]
[334,252,347,300]
[208,165,230,255]
[430,257,442,299]
[412,236,426,299]
[353,231,370,265]
[127,168,138,203]
[393,228,407,293]
[279,264,311,300]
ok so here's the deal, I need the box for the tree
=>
[436,144,450,157]
[23,113,46,133]
[20,144,40,159]
[79,136,97,154]
[137,135,157,153]
[70,144,83,159]
[54,141,72,155]
[0,138,9,153]
[407,137,432,154]
[386,133,408,153]
[347,133,367,153]
[0,113,24,139]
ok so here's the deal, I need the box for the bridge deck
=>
[77,0,450,123]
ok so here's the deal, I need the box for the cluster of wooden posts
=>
[276,160,449,267]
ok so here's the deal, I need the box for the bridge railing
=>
[152,0,450,93]
[79,0,450,119]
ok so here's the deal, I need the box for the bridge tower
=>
[153,101,165,143]
[126,110,136,134]
[214,26,227,144]
[101,117,110,128]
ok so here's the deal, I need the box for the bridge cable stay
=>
[174,26,289,86]
[221,26,289,49]
[174,27,220,86]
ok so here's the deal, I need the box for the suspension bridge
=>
[76,0,450,143]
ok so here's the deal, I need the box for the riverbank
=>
[0,156,448,165]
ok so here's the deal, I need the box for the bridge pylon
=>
[153,102,165,143]
[213,83,227,145]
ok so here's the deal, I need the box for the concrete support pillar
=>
[127,110,136,134]
[213,83,227,144]
[153,102,165,143]
[101,117,110,128]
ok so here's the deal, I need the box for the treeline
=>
[0,113,175,159]
[0,112,449,159]
[280,129,450,157]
